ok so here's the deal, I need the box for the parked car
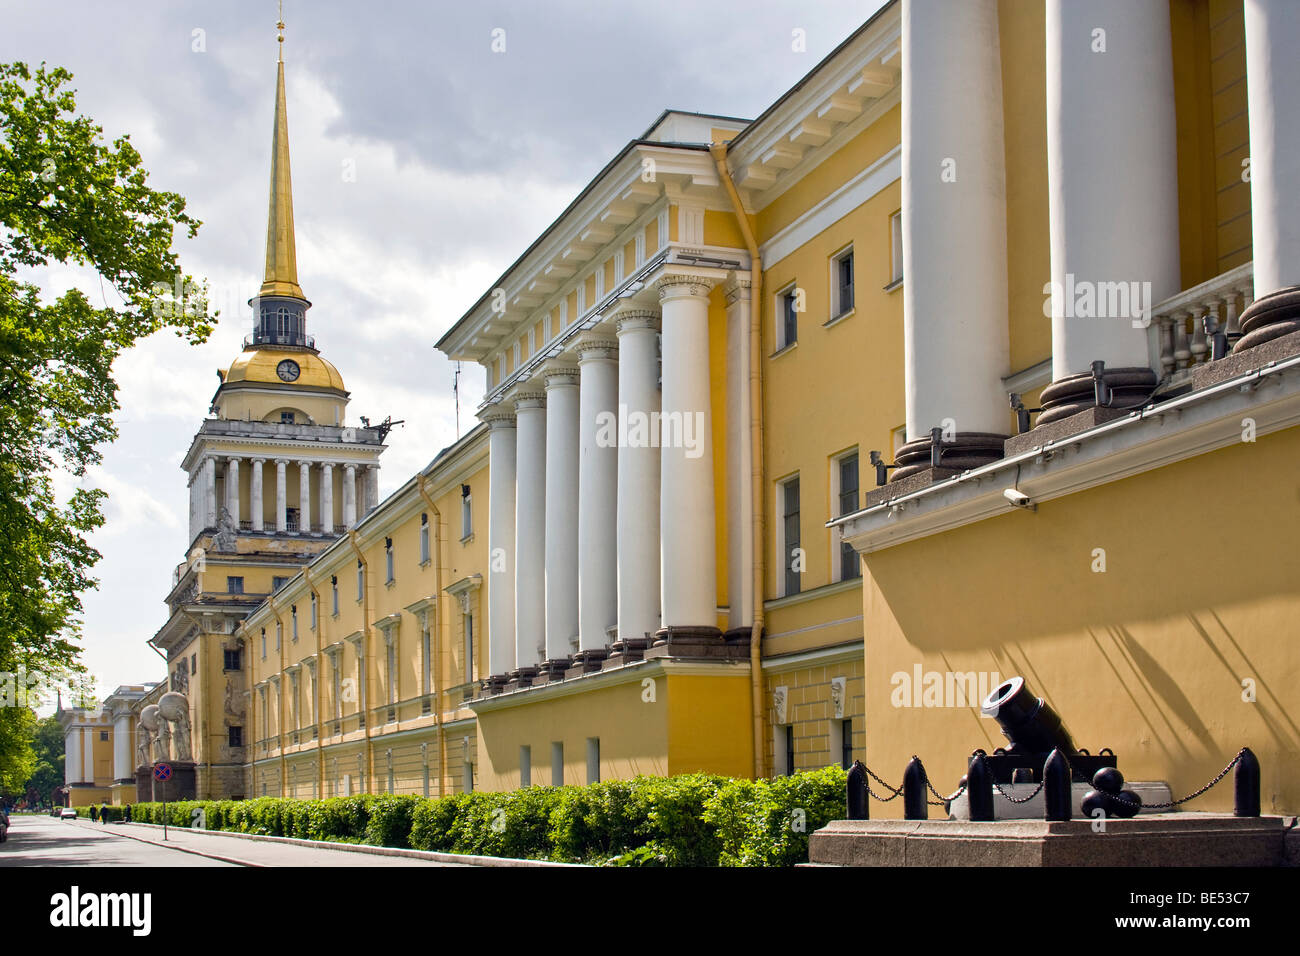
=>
[59,808,77,820]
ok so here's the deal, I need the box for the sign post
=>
[153,763,172,841]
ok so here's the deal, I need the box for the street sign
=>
[153,763,171,782]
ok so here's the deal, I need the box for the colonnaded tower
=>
[147,23,386,799]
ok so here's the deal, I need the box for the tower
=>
[146,17,386,800]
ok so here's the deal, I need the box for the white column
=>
[513,389,546,670]
[483,407,517,676]
[275,459,288,533]
[83,727,94,782]
[722,284,752,630]
[321,463,335,535]
[225,457,241,524]
[342,464,357,529]
[543,366,580,663]
[365,465,380,514]
[250,458,265,532]
[902,0,1010,438]
[1046,0,1179,381]
[1244,0,1300,298]
[299,461,312,533]
[65,726,81,785]
[614,310,662,643]
[112,714,131,781]
[577,335,618,654]
[204,456,217,528]
[657,274,718,630]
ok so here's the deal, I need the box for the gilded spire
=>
[259,7,305,301]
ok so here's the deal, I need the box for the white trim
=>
[760,146,901,269]
[1003,359,1052,394]
[761,640,864,672]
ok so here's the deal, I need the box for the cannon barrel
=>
[980,677,1076,756]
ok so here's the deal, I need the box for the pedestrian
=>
[100,801,109,824]
[89,804,98,823]
[125,803,132,823]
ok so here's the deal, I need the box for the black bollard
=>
[847,760,869,820]
[1043,748,1072,822]
[1234,747,1260,818]
[903,756,928,820]
[968,752,995,821]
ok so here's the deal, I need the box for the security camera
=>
[1003,487,1035,510]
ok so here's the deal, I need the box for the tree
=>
[0,62,212,782]
[17,714,64,805]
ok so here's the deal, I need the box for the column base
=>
[564,649,609,679]
[1003,405,1129,456]
[1233,286,1300,353]
[646,626,751,662]
[536,658,573,683]
[602,636,652,669]
[890,433,1006,482]
[505,666,539,690]
[482,674,511,696]
[1034,367,1156,428]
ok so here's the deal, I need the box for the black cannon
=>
[978,677,1117,784]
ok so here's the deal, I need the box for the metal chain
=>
[862,764,903,802]
[912,755,966,807]
[992,778,1046,804]
[1109,748,1246,810]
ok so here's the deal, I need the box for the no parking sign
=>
[152,763,171,782]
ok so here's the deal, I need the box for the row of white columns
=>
[190,456,379,538]
[481,272,726,680]
[901,0,1300,439]
[62,725,97,785]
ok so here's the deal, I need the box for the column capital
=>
[656,271,718,303]
[613,308,661,335]
[512,389,546,412]
[250,457,266,465]
[575,335,618,363]
[724,277,753,307]
[226,455,243,464]
[320,461,334,471]
[275,458,290,466]
[543,364,580,389]
[343,462,358,473]
[478,404,517,428]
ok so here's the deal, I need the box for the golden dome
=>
[224,349,346,392]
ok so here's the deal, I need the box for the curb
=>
[70,820,257,867]
[109,821,584,867]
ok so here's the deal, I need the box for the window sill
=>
[420,558,432,569]
[769,341,799,361]
[460,533,474,545]
[883,277,903,293]
[822,307,855,330]
[385,578,397,590]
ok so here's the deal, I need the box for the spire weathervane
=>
[277,1,285,61]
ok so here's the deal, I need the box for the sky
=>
[0,0,888,707]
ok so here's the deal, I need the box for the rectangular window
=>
[291,608,298,642]
[275,621,282,651]
[778,285,799,350]
[228,726,243,748]
[272,576,288,592]
[781,476,801,597]
[227,576,244,594]
[191,653,197,676]
[586,737,600,785]
[889,211,903,285]
[464,613,474,682]
[838,453,861,581]
[387,640,398,707]
[356,561,364,601]
[832,247,854,317]
[224,649,242,671]
[420,513,430,564]
[280,411,295,424]
[841,718,854,770]
[331,576,339,616]
[310,593,317,629]
[461,485,473,539]
[463,760,474,794]
[551,741,564,787]
[261,629,266,660]
[421,625,432,702]
[100,730,109,741]
[385,538,394,584]
[520,745,532,789]
[785,725,796,777]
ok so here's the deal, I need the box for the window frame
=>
[888,210,904,288]
[829,244,855,320]
[775,282,799,352]
[830,449,862,583]
[776,474,802,598]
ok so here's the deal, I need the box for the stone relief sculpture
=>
[211,507,238,552]
[830,677,846,720]
[139,704,167,763]
[135,721,152,770]
[159,691,192,762]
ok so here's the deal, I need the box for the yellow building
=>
[142,0,1300,816]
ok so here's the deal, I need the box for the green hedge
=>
[125,766,846,866]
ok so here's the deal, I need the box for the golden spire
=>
[259,2,305,300]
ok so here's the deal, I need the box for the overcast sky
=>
[0,0,887,706]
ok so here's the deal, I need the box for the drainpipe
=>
[710,141,768,779]
[347,530,374,794]
[266,594,287,796]
[303,566,326,800]
[417,474,447,797]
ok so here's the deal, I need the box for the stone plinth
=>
[807,814,1288,867]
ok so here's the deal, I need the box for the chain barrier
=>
[1109,748,1247,810]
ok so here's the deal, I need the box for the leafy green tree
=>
[19,713,64,804]
[0,62,212,784]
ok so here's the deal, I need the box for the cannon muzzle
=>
[981,677,1076,756]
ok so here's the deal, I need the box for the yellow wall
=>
[859,425,1300,816]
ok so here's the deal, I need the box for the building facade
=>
[87,0,1300,815]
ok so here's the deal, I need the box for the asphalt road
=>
[0,815,469,867]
